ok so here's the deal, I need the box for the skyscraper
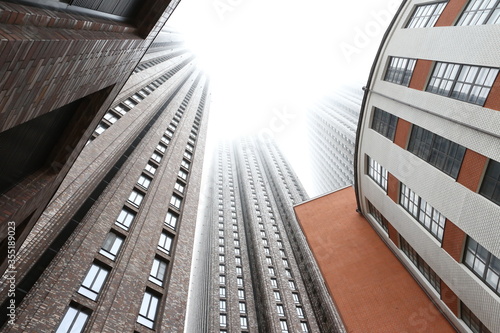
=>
[352,0,499,331]
[187,137,345,333]
[0,36,211,332]
[0,0,181,276]
[306,86,361,196]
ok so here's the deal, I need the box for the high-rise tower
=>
[187,137,345,333]
[0,36,211,332]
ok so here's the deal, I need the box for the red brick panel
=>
[484,73,500,111]
[387,172,399,203]
[394,119,412,149]
[434,0,469,26]
[441,219,466,262]
[409,60,433,91]
[441,281,459,316]
[387,222,399,246]
[457,150,488,192]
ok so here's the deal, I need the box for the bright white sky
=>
[168,0,402,195]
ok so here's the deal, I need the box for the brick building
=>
[0,37,211,332]
[186,138,345,333]
[0,0,181,275]
[351,0,499,331]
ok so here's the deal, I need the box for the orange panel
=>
[441,281,459,316]
[294,187,455,333]
[457,149,488,192]
[409,60,433,91]
[484,73,500,111]
[387,172,399,203]
[394,119,412,149]
[441,219,466,262]
[434,0,469,26]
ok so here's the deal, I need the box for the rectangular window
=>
[289,280,296,290]
[78,263,109,300]
[137,291,159,329]
[128,190,144,207]
[400,183,446,242]
[99,232,124,260]
[408,125,466,179]
[274,291,281,301]
[367,156,388,191]
[367,201,389,233]
[457,0,500,25]
[426,62,499,105]
[239,302,246,313]
[301,322,309,333]
[103,112,118,123]
[220,300,226,312]
[145,163,157,175]
[280,320,289,333]
[219,275,226,284]
[296,306,304,318]
[400,236,441,293]
[240,316,248,329]
[464,237,500,296]
[238,289,245,299]
[56,303,91,333]
[406,2,447,28]
[178,170,188,180]
[149,258,168,286]
[371,108,398,141]
[479,159,500,206]
[181,159,190,170]
[174,181,185,194]
[292,293,300,303]
[170,194,182,209]
[384,57,416,86]
[137,174,152,190]
[156,144,166,153]
[461,301,492,333]
[151,152,162,163]
[277,305,285,316]
[116,208,135,231]
[158,231,174,255]
[220,287,226,297]
[165,210,179,229]
[220,314,227,327]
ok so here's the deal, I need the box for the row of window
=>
[366,200,496,332]
[133,49,187,73]
[406,0,500,28]
[384,56,499,107]
[371,108,500,207]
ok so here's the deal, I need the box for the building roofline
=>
[293,185,354,207]
[353,0,408,213]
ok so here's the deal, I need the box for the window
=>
[95,122,108,134]
[116,208,135,230]
[400,184,446,242]
[406,2,447,28]
[161,136,170,145]
[149,258,168,286]
[55,303,90,333]
[367,157,388,191]
[178,170,188,180]
[461,301,492,333]
[238,289,245,299]
[220,300,226,312]
[371,108,398,141]
[170,194,182,209]
[408,125,466,179]
[274,291,281,301]
[384,57,416,86]
[277,305,285,316]
[156,144,166,153]
[457,0,500,25]
[128,190,144,207]
[137,291,159,329]
[219,275,226,284]
[464,237,500,296]
[280,320,289,333]
[289,280,296,290]
[479,159,500,206]
[367,201,389,233]
[268,267,275,275]
[174,181,185,194]
[426,62,499,105]
[271,278,278,288]
[237,277,244,286]
[103,112,118,123]
[99,232,124,260]
[184,151,192,160]
[236,267,243,275]
[400,237,441,293]
[137,174,152,190]
[181,159,190,170]
[239,302,246,313]
[219,265,225,273]
[300,322,309,333]
[296,306,304,318]
[219,254,225,262]
[78,263,109,301]
[220,287,226,297]
[151,152,162,163]
[165,210,179,229]
[220,314,227,327]
[145,163,157,175]
[240,316,248,329]
[158,231,174,255]
[292,293,300,303]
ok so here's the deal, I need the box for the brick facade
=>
[457,150,488,192]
